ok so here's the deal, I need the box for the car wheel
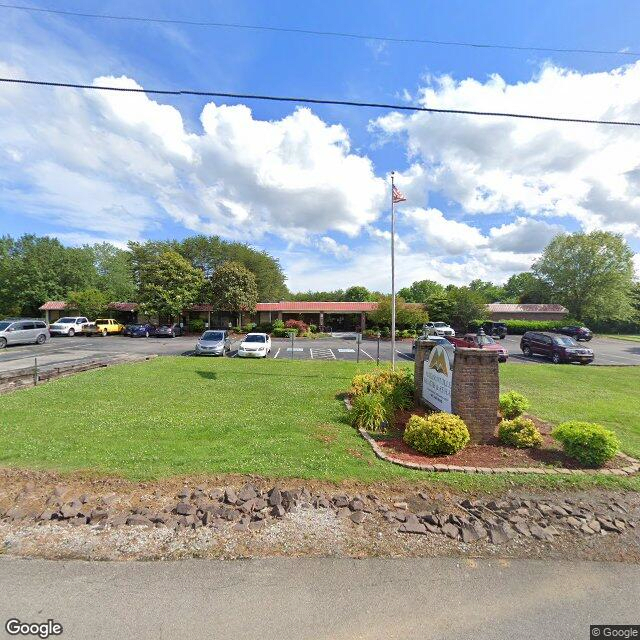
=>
[522,346,532,357]
[145,331,149,338]
[0,337,6,349]
[68,328,75,337]
[170,332,175,338]
[552,353,561,364]
[36,334,46,345]
[102,329,108,337]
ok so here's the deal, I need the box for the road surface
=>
[1,557,638,639]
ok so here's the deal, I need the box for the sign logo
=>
[422,345,453,413]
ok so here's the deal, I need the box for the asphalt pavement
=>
[0,556,638,639]
[0,333,638,374]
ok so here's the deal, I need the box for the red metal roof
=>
[39,301,68,311]
[256,301,379,312]
[108,302,138,312]
[486,303,568,313]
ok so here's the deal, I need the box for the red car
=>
[448,332,509,362]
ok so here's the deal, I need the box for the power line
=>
[2,76,640,127]
[1,2,638,58]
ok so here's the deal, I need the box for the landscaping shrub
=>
[349,392,389,432]
[497,319,583,335]
[255,322,273,333]
[403,413,470,455]
[499,391,530,419]
[309,324,317,333]
[241,323,256,334]
[551,421,619,467]
[380,327,390,338]
[188,318,205,334]
[349,368,414,411]
[498,417,543,448]
[272,328,294,338]
[285,319,309,333]
[272,319,285,330]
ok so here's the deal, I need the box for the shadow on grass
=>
[196,371,218,380]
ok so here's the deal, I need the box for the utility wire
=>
[1,77,639,127]
[0,2,638,58]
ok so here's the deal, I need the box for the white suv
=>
[49,316,89,337]
[424,321,455,337]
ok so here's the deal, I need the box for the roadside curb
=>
[345,398,640,476]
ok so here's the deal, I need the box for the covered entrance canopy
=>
[255,301,378,332]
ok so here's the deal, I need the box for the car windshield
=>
[0,321,12,331]
[434,322,447,327]
[476,336,496,346]
[244,334,266,343]
[554,336,578,346]
[202,331,224,341]
[58,318,76,323]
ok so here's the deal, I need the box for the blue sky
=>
[1,1,639,291]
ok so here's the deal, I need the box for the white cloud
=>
[372,62,640,240]
[317,236,351,259]
[0,68,386,245]
[488,217,565,253]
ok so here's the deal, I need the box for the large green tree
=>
[209,261,259,324]
[369,296,428,328]
[138,250,205,319]
[468,279,505,303]
[533,231,635,320]
[502,272,551,304]
[398,279,445,304]
[91,242,136,301]
[67,288,110,319]
[343,285,372,301]
[446,287,488,331]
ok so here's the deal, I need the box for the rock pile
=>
[1,482,636,546]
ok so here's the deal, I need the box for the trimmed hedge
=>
[499,319,582,335]
[498,417,543,448]
[403,413,470,455]
[551,421,619,467]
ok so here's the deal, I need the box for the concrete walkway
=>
[1,557,638,639]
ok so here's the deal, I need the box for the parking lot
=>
[0,333,638,374]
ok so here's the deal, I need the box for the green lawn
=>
[501,363,640,459]
[0,357,638,490]
[602,335,640,343]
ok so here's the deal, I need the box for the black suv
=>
[482,321,507,339]
[555,325,593,341]
[520,331,594,364]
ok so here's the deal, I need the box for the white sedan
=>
[237,332,271,358]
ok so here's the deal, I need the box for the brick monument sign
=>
[414,339,499,443]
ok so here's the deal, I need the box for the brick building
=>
[486,303,568,322]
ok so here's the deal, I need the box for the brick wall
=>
[414,339,499,443]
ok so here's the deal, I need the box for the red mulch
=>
[372,410,628,471]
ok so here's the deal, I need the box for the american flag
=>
[392,184,407,204]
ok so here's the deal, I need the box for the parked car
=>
[555,325,593,341]
[520,331,594,364]
[423,321,455,337]
[195,329,232,356]
[238,332,271,358]
[481,321,507,339]
[154,323,183,338]
[449,332,509,362]
[124,323,156,338]
[84,318,125,337]
[48,317,89,337]
[0,319,49,348]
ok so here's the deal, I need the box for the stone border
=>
[345,398,640,476]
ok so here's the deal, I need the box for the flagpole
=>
[391,172,396,370]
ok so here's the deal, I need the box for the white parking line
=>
[310,348,336,360]
[273,348,280,359]
[359,348,375,361]
[395,350,414,361]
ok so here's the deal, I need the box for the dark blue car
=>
[124,323,156,338]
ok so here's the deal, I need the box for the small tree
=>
[209,261,258,325]
[67,287,110,319]
[369,296,428,328]
[446,287,487,331]
[138,250,205,320]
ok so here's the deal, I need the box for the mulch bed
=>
[370,410,629,471]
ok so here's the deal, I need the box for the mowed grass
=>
[0,357,638,490]
[501,363,640,459]
[602,335,640,343]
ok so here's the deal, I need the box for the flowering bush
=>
[285,319,309,333]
